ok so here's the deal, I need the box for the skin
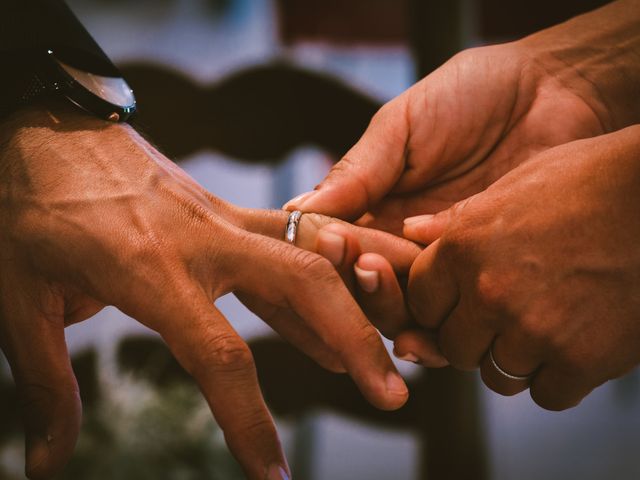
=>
[401,126,640,410]
[287,1,640,232]
[0,101,420,480]
[317,125,640,411]
[286,0,640,408]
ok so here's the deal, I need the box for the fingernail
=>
[395,352,420,364]
[266,464,290,480]
[385,371,408,396]
[404,214,434,225]
[354,265,379,293]
[282,191,315,211]
[319,231,345,266]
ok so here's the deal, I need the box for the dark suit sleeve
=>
[0,0,117,74]
[0,0,122,117]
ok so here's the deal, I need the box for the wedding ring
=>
[489,346,532,382]
[285,210,303,244]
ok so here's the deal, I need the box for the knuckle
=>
[516,309,569,357]
[17,379,80,410]
[239,415,276,437]
[356,320,383,346]
[450,47,476,64]
[372,101,394,123]
[517,313,554,346]
[475,271,510,311]
[327,156,371,204]
[293,250,337,284]
[446,196,477,230]
[325,155,358,189]
[198,333,254,373]
[117,232,168,272]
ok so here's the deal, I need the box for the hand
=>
[304,222,449,368]
[231,208,421,371]
[0,103,413,479]
[284,0,640,232]
[403,125,640,410]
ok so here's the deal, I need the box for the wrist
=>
[0,99,130,163]
[518,0,640,131]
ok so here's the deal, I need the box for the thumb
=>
[403,212,449,245]
[283,96,410,221]
[402,194,481,245]
[1,285,81,480]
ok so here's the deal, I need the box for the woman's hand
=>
[285,0,640,233]
[0,103,414,480]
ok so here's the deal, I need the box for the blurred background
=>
[2,0,640,479]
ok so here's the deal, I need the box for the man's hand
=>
[229,208,422,373]
[0,103,413,480]
[284,0,640,233]
[402,126,640,410]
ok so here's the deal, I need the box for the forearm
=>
[520,0,640,130]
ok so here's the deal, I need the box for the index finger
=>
[407,239,459,329]
[228,231,409,411]
[116,282,289,480]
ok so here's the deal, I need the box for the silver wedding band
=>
[285,210,303,244]
[489,347,533,382]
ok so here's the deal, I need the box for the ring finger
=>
[480,332,542,396]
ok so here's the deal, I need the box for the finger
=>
[234,208,421,275]
[236,292,346,373]
[123,285,289,480]
[315,222,362,293]
[0,283,81,480]
[352,190,458,237]
[393,329,449,368]
[479,328,543,397]
[282,96,411,220]
[407,239,459,329]
[529,366,596,411]
[229,232,409,411]
[436,302,495,370]
[353,252,411,338]
[403,212,451,245]
[402,193,482,246]
[316,226,412,337]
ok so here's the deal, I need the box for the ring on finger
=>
[285,210,303,244]
[489,345,534,382]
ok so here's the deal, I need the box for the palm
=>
[358,44,605,234]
